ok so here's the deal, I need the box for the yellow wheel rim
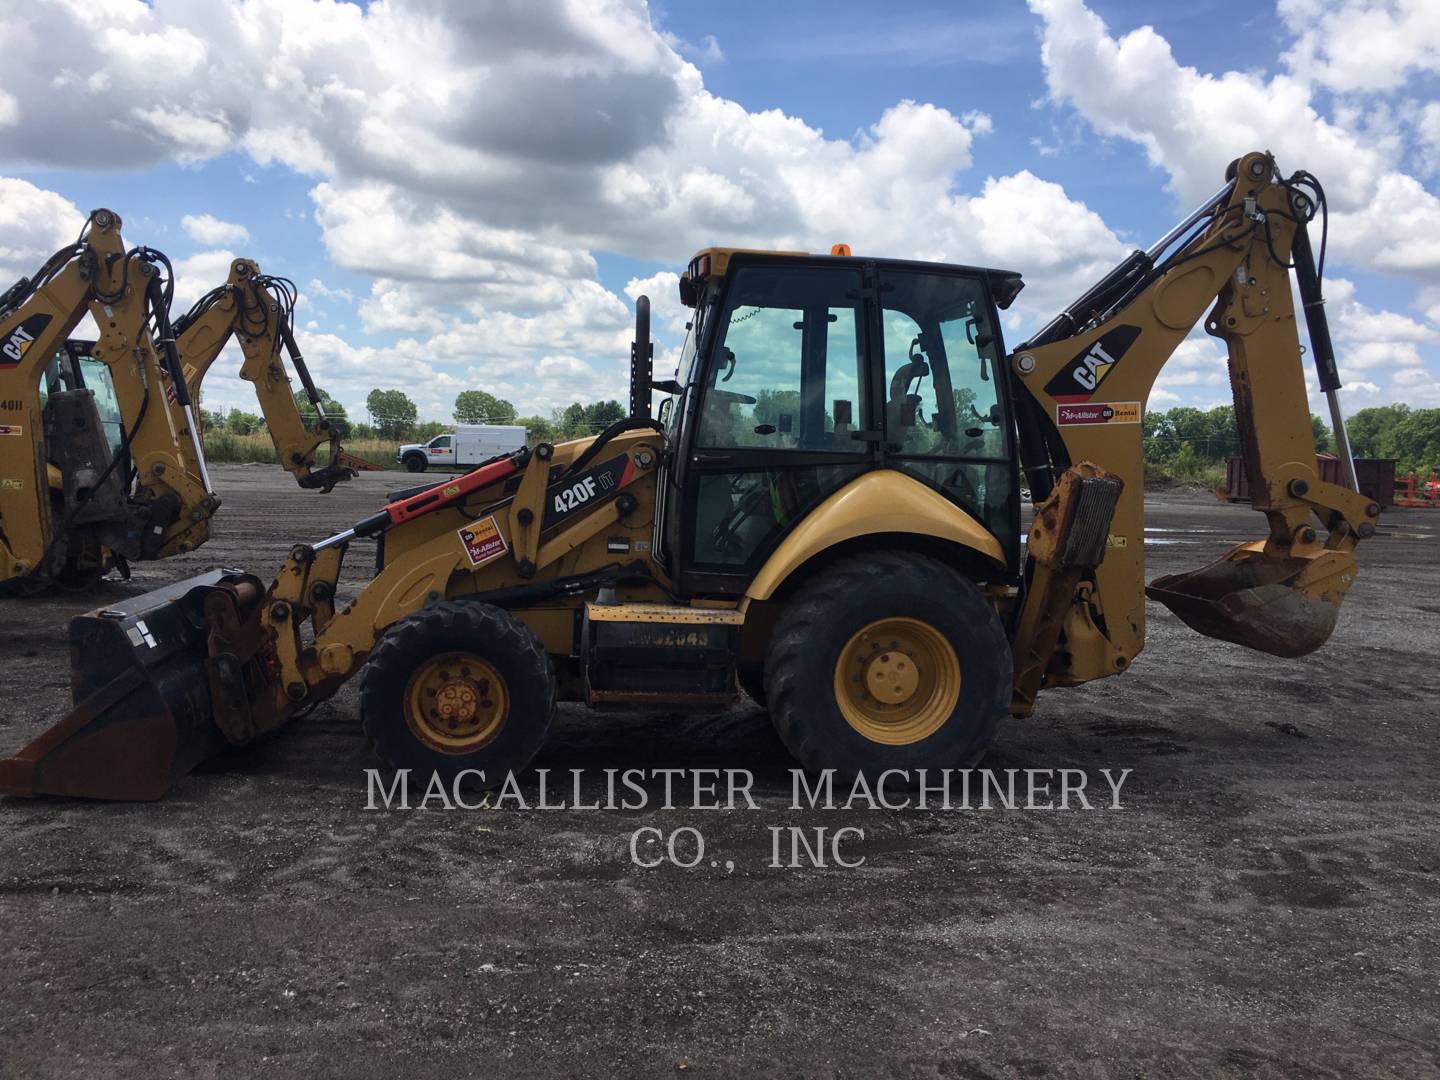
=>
[404,652,509,755]
[833,617,961,746]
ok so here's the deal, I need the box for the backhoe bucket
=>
[1146,541,1358,659]
[0,570,261,800]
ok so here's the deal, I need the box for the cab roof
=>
[679,246,1025,310]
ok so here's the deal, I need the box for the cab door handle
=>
[691,452,734,465]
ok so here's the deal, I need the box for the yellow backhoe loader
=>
[172,259,366,491]
[5,245,361,593]
[0,209,217,594]
[0,152,1382,800]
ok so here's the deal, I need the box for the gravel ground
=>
[0,464,1436,1078]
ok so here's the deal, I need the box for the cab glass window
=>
[696,265,866,452]
[692,464,865,567]
[880,272,1006,461]
[879,270,1013,544]
[78,357,124,455]
[430,436,452,449]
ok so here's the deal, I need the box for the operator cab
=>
[40,339,125,460]
[655,248,1025,597]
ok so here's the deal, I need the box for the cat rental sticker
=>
[458,516,508,568]
[1056,401,1141,426]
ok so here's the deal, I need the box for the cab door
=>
[875,268,1019,568]
[665,260,878,596]
[427,435,454,465]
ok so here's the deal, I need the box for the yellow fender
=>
[745,470,1004,601]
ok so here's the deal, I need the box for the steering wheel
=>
[941,465,982,508]
[711,484,771,555]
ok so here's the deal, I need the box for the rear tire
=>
[361,601,554,788]
[404,454,427,473]
[766,552,1010,777]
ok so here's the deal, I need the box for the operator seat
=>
[886,356,929,446]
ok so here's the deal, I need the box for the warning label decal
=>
[458,515,508,568]
[1056,401,1141,427]
[0,425,21,436]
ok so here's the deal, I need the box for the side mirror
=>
[658,398,673,426]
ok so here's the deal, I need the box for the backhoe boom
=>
[175,260,357,491]
[0,209,215,589]
[1007,151,1377,708]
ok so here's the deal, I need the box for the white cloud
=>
[305,277,353,304]
[0,177,85,281]
[5,0,1434,420]
[663,31,724,66]
[1151,335,1231,407]
[0,1,1138,419]
[180,212,250,246]
[1418,102,1440,175]
[171,249,238,307]
[1028,0,1440,282]
[1279,0,1440,94]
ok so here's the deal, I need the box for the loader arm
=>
[0,424,668,797]
[0,209,216,585]
[175,260,356,491]
[1007,151,1377,710]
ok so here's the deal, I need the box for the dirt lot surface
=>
[0,463,1436,1078]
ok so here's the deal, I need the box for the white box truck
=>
[396,424,528,472]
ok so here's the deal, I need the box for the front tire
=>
[404,454,427,473]
[766,552,1011,776]
[361,601,555,787]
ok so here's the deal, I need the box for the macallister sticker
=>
[0,425,21,436]
[1056,401,1141,427]
[457,515,508,568]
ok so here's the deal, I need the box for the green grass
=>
[202,432,403,470]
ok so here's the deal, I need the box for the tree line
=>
[205,387,631,446]
[1342,404,1440,475]
[1143,403,1440,477]
[204,388,1440,474]
[363,389,629,443]
[1143,404,1329,480]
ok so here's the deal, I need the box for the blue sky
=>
[2,0,1437,424]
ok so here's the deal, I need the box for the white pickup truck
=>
[396,424,528,472]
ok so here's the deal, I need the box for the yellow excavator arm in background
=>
[174,259,358,492]
[1007,151,1378,711]
[0,209,216,588]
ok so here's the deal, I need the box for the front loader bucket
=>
[1146,541,1359,659]
[0,570,260,800]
